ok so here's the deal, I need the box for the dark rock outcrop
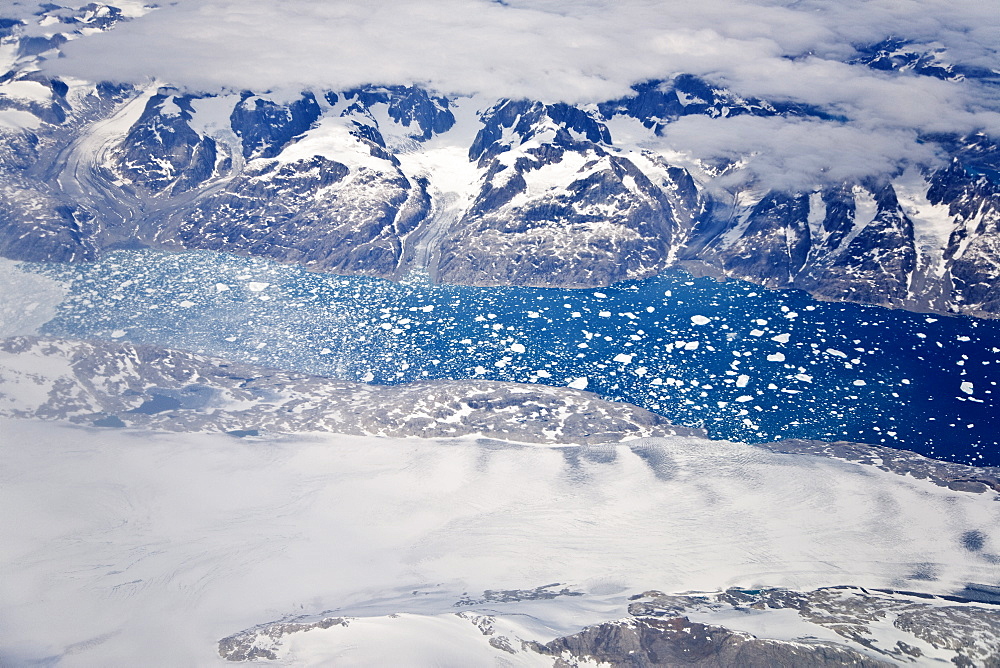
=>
[531,616,892,668]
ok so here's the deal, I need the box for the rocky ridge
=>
[759,438,1000,495]
[216,586,1000,666]
[0,335,693,443]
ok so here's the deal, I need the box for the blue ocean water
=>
[28,249,1000,466]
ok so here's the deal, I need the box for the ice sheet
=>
[1,419,998,666]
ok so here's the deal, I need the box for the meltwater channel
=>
[27,249,1000,466]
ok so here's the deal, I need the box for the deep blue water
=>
[28,249,1000,466]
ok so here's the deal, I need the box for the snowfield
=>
[1,418,997,666]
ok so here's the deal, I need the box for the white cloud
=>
[659,116,944,191]
[44,0,998,103]
[35,0,1000,188]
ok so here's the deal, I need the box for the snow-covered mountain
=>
[2,3,999,315]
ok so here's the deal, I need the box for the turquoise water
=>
[29,249,1000,466]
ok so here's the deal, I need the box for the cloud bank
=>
[659,117,943,191]
[38,0,1000,188]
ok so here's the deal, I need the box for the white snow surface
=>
[1,419,998,666]
[189,93,243,138]
[0,80,52,103]
[894,167,958,278]
[274,116,395,172]
[0,258,68,337]
[0,109,42,129]
[270,612,555,667]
